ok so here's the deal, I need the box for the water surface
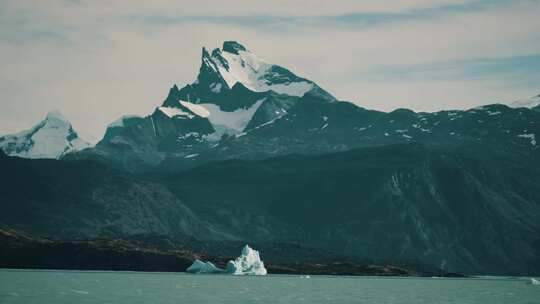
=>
[1,269,539,303]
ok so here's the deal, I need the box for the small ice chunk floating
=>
[186,260,224,274]
[186,245,267,276]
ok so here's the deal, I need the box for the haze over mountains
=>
[1,41,539,276]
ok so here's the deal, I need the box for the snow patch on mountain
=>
[209,82,222,93]
[181,98,265,133]
[158,106,194,118]
[179,101,210,118]
[517,133,537,146]
[0,111,91,159]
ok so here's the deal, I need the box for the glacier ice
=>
[186,259,224,274]
[185,245,267,276]
[180,99,265,134]
[226,245,267,275]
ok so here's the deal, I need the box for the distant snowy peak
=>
[508,94,540,109]
[0,111,91,159]
[198,41,332,98]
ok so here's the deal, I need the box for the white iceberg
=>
[528,278,540,285]
[186,245,267,276]
[186,259,224,274]
[226,245,267,275]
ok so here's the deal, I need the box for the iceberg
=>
[528,278,540,285]
[226,245,267,276]
[186,259,224,274]
[185,245,267,276]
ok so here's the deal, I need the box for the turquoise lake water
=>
[1,269,539,303]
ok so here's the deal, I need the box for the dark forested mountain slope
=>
[0,152,228,241]
[163,143,540,275]
[2,142,540,275]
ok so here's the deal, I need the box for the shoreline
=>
[1,228,465,278]
[0,267,470,278]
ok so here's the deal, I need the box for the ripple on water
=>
[0,270,539,304]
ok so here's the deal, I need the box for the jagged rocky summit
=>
[186,245,267,275]
[153,40,335,139]
[0,111,90,159]
[156,39,335,137]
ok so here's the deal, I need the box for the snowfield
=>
[158,106,194,119]
[181,98,265,133]
[0,111,91,159]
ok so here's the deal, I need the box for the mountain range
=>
[1,41,539,275]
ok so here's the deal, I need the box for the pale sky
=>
[1,0,539,142]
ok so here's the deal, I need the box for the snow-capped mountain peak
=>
[0,111,91,159]
[97,41,337,153]
[197,41,331,98]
